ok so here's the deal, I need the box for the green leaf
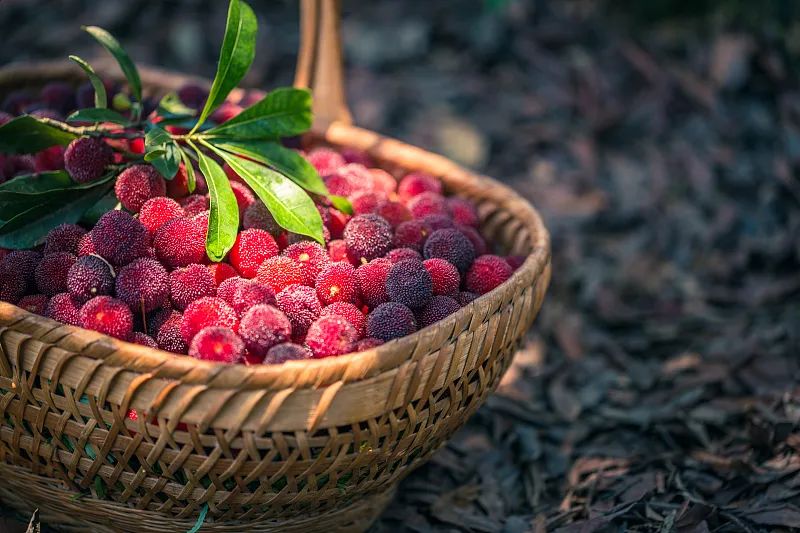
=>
[67,107,129,125]
[211,139,325,194]
[0,179,114,249]
[205,88,312,139]
[179,149,197,193]
[0,171,73,194]
[0,116,77,154]
[192,146,239,261]
[80,190,120,225]
[206,143,324,243]
[157,91,196,118]
[83,26,142,102]
[191,0,257,133]
[329,195,354,215]
[69,55,107,108]
[144,125,179,179]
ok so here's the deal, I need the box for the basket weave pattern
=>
[0,64,551,532]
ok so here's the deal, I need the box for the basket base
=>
[0,463,394,533]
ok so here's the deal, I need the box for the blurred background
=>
[2,0,800,531]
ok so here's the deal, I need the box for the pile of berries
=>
[0,82,524,365]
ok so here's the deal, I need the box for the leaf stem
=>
[36,117,141,140]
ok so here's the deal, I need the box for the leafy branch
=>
[0,0,350,256]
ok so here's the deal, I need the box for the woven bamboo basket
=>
[0,1,551,531]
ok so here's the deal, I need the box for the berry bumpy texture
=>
[306,316,358,358]
[139,197,185,235]
[114,164,166,213]
[423,258,461,296]
[366,302,417,342]
[423,228,476,273]
[180,297,238,345]
[17,294,48,315]
[320,301,366,339]
[418,295,461,328]
[169,264,216,310]
[315,262,358,305]
[355,258,392,308]
[79,296,134,340]
[257,256,305,294]
[230,229,279,279]
[91,211,148,267]
[393,220,430,252]
[283,241,330,286]
[35,252,76,296]
[385,259,433,309]
[265,342,312,364]
[44,224,86,255]
[397,172,441,201]
[67,255,114,299]
[189,326,245,363]
[218,277,276,316]
[465,255,513,295]
[386,248,422,264]
[115,258,170,313]
[131,332,158,349]
[238,304,292,358]
[156,311,188,354]
[275,284,321,340]
[45,293,84,326]
[344,214,393,264]
[64,136,113,183]
[153,217,206,269]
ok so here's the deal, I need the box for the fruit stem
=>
[36,116,141,140]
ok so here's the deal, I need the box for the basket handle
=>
[294,0,352,127]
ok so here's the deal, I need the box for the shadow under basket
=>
[0,60,551,532]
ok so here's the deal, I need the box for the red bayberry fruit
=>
[423,258,460,296]
[180,297,238,344]
[208,263,238,286]
[423,228,476,273]
[343,214,393,264]
[375,200,411,228]
[465,255,513,295]
[156,311,188,354]
[264,342,313,364]
[189,326,245,363]
[179,194,210,216]
[115,164,166,213]
[139,197,185,235]
[169,264,216,310]
[115,258,170,313]
[355,258,391,307]
[306,315,357,358]
[256,256,305,294]
[275,284,322,340]
[34,145,65,172]
[35,252,77,296]
[407,191,449,219]
[229,180,256,216]
[218,276,276,316]
[238,304,292,358]
[306,147,345,176]
[393,220,430,252]
[397,172,441,201]
[386,248,422,263]
[67,255,114,299]
[366,302,417,341]
[131,332,158,349]
[351,337,384,351]
[45,292,85,326]
[456,224,488,256]
[327,239,350,264]
[316,262,358,305]
[447,197,479,227]
[80,296,134,340]
[386,259,433,309]
[320,301,365,339]
[243,201,281,234]
[17,294,48,315]
[283,241,330,285]
[418,295,460,328]
[64,136,113,184]
[230,229,279,279]
[153,217,207,269]
[91,211,148,266]
[44,224,86,255]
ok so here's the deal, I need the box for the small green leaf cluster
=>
[0,0,351,258]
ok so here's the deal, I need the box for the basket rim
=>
[0,61,551,389]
